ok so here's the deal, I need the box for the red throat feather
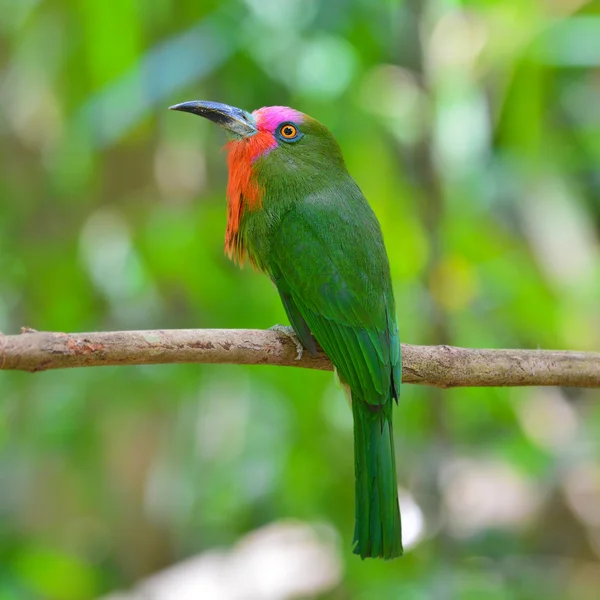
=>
[224,131,276,263]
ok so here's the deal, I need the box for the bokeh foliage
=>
[1,0,600,598]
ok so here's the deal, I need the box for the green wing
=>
[267,185,404,558]
[267,187,401,404]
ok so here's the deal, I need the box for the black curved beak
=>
[169,100,257,137]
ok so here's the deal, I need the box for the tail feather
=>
[352,395,402,559]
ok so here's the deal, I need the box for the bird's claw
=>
[269,324,304,360]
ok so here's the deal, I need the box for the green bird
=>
[170,100,403,559]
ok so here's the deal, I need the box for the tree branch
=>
[0,328,598,388]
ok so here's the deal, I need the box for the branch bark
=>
[0,328,598,388]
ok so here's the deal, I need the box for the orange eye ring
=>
[279,124,298,139]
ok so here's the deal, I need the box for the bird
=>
[169,100,403,559]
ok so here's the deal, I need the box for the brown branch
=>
[0,328,598,388]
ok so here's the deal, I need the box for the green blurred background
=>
[1,0,600,598]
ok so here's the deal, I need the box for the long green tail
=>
[352,395,402,559]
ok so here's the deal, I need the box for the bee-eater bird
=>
[169,100,402,559]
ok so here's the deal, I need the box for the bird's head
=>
[169,100,346,176]
[169,100,348,262]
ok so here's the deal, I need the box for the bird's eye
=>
[279,124,299,140]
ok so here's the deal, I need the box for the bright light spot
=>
[359,65,427,144]
[515,388,579,452]
[80,209,133,301]
[243,0,317,30]
[79,208,161,325]
[232,521,341,599]
[194,379,252,462]
[433,91,490,177]
[138,551,231,600]
[428,11,488,73]
[296,36,357,99]
[441,458,542,536]
[109,521,342,600]
[360,65,421,119]
[399,490,425,550]
[522,177,599,288]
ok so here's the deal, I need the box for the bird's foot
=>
[269,324,304,360]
